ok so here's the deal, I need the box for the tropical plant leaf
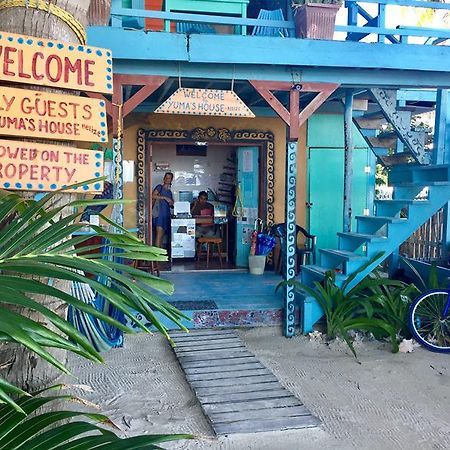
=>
[0,189,189,411]
[0,389,193,450]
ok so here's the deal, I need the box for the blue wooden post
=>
[112,137,124,227]
[377,3,386,43]
[283,140,297,338]
[343,90,353,232]
[111,0,123,27]
[434,89,450,259]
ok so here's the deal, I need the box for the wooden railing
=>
[400,208,445,262]
[106,0,450,44]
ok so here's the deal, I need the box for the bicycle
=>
[408,289,450,353]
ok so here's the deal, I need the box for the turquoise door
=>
[235,147,259,267]
[308,147,373,251]
[307,114,375,252]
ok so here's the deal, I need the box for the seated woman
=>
[190,191,215,238]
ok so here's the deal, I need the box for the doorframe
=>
[136,126,275,264]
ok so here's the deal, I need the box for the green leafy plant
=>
[279,254,401,357]
[0,385,192,449]
[0,186,188,413]
[400,257,450,292]
[351,271,418,339]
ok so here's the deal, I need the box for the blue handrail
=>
[106,1,450,44]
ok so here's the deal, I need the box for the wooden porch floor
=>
[157,271,286,329]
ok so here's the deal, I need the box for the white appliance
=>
[171,218,196,259]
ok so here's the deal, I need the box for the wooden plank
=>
[185,362,264,375]
[173,335,241,344]
[170,329,236,338]
[172,334,240,344]
[176,352,254,364]
[175,345,246,356]
[186,368,272,382]
[182,355,259,369]
[202,396,303,414]
[190,374,278,389]
[174,341,244,353]
[213,415,321,435]
[209,405,311,424]
[198,389,292,404]
[175,346,248,361]
[194,382,282,397]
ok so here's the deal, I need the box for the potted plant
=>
[292,0,342,40]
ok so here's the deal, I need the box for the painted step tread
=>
[374,199,423,204]
[300,265,347,280]
[355,215,406,223]
[320,249,368,260]
[337,232,387,242]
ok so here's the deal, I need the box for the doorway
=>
[136,127,275,271]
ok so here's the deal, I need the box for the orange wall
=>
[120,113,307,231]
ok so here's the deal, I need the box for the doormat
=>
[169,300,218,311]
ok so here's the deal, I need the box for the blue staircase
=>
[298,87,449,332]
[299,163,450,332]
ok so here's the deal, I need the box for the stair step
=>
[337,232,387,242]
[301,265,347,282]
[380,153,415,166]
[367,136,397,148]
[375,199,428,206]
[320,249,367,261]
[355,215,406,223]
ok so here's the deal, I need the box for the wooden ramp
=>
[170,329,320,435]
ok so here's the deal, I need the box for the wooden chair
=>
[197,237,223,268]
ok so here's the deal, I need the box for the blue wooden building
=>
[87,0,450,336]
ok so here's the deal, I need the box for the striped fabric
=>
[67,242,125,352]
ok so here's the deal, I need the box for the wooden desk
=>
[164,0,250,35]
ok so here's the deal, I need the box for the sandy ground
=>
[69,327,450,450]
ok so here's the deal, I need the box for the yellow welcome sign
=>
[0,86,108,143]
[0,31,113,94]
[0,139,104,193]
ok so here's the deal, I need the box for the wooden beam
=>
[114,74,167,86]
[123,80,166,117]
[249,81,290,126]
[298,86,339,128]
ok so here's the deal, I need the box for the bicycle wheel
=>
[409,289,450,353]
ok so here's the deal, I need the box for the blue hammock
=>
[67,243,125,352]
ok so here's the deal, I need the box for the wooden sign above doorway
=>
[0,32,113,94]
[155,88,255,118]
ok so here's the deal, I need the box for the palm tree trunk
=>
[0,0,92,392]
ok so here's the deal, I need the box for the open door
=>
[235,146,259,267]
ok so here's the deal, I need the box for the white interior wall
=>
[152,143,233,201]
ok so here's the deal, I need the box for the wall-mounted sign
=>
[0,86,108,143]
[155,88,255,118]
[0,139,104,193]
[0,32,113,94]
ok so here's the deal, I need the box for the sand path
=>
[69,327,450,449]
